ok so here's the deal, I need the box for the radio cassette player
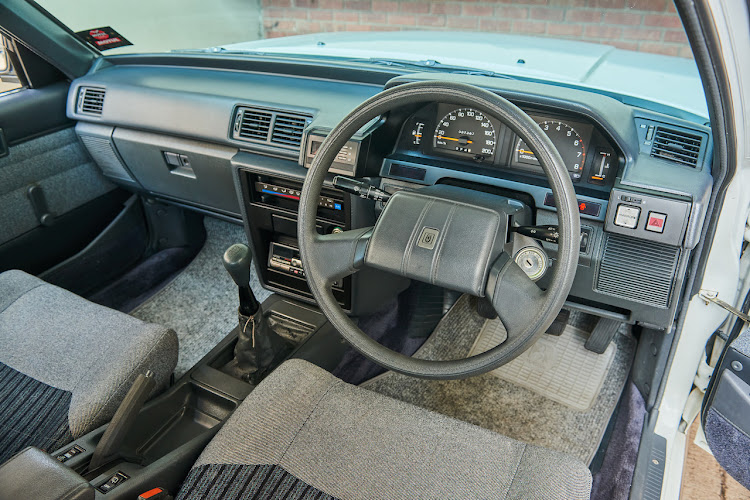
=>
[268,242,305,278]
[268,242,342,289]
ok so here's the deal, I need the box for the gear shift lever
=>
[223,244,259,316]
[222,243,287,384]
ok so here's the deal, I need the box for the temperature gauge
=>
[589,150,612,185]
[412,122,425,146]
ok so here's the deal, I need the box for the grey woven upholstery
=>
[0,362,74,463]
[181,359,592,500]
[0,270,178,460]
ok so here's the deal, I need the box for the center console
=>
[234,152,409,315]
[243,172,353,308]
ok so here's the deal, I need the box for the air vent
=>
[650,127,703,168]
[595,234,680,308]
[271,114,308,147]
[77,87,106,116]
[235,108,273,141]
[232,106,312,151]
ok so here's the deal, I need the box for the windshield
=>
[36,0,693,58]
[34,0,705,117]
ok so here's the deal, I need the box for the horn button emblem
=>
[417,227,440,250]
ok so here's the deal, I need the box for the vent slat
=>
[650,127,703,168]
[652,140,700,154]
[77,87,106,116]
[236,109,272,141]
[270,111,310,149]
[595,234,679,308]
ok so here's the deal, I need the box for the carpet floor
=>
[131,217,271,378]
[362,295,635,464]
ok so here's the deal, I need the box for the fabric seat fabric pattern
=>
[178,464,336,500]
[0,362,74,463]
[0,270,178,462]
[177,359,592,500]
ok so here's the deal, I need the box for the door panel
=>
[0,127,114,243]
[702,323,750,490]
[0,81,121,274]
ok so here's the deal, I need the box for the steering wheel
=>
[298,81,580,380]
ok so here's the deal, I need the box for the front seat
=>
[176,359,591,500]
[0,270,178,463]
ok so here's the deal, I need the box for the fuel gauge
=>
[412,122,425,146]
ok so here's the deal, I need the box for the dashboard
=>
[63,57,714,330]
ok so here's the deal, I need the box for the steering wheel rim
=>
[299,81,580,380]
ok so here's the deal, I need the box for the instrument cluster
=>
[396,103,620,190]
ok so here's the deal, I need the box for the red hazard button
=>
[646,212,667,233]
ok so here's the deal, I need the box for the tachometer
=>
[514,121,586,179]
[433,108,496,161]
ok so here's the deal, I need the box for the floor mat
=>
[88,247,197,313]
[362,295,635,464]
[130,217,272,378]
[469,321,616,411]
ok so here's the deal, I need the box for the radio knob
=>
[331,227,344,234]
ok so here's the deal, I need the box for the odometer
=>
[433,107,496,161]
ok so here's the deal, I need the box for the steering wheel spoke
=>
[307,227,372,284]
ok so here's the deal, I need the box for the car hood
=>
[221,31,707,120]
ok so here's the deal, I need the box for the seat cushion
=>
[177,359,591,500]
[0,270,178,462]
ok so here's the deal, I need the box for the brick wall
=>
[261,0,692,58]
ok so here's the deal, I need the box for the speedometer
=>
[514,120,586,179]
[433,108,496,161]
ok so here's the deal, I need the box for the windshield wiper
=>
[347,58,513,79]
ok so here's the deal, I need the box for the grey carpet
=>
[362,295,635,464]
[131,217,271,378]
[590,381,645,500]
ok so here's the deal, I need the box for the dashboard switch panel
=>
[304,133,360,176]
[605,188,689,246]
[614,205,641,229]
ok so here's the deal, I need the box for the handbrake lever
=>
[88,371,156,471]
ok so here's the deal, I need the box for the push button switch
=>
[645,212,667,233]
[56,445,84,463]
[98,471,129,493]
[614,204,641,229]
